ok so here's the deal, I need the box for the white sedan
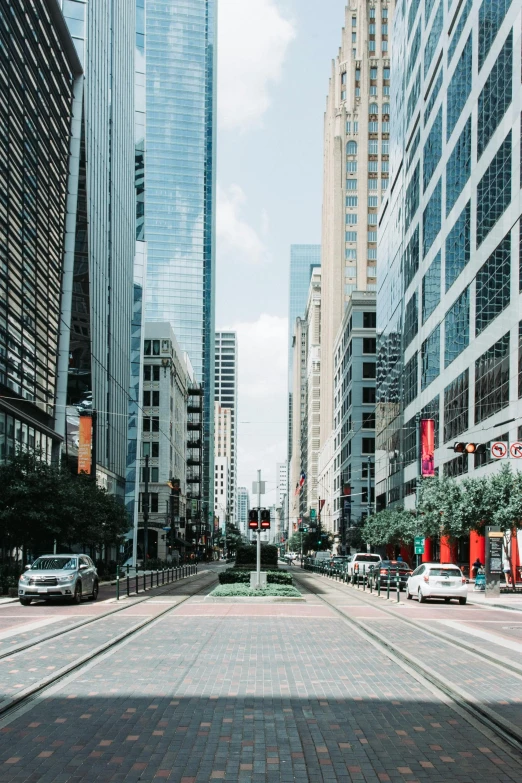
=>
[406,562,468,604]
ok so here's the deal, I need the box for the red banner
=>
[421,419,435,477]
[78,415,92,474]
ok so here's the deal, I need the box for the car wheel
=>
[90,581,99,601]
[19,597,31,606]
[459,597,467,605]
[406,589,412,600]
[418,588,426,603]
[72,582,82,604]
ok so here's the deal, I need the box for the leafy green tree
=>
[361,508,421,548]
[215,521,243,556]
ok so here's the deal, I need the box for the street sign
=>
[414,535,425,555]
[510,442,522,459]
[490,442,508,459]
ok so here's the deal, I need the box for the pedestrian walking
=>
[472,558,482,579]
[397,554,403,562]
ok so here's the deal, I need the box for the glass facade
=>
[377,0,521,507]
[0,0,80,463]
[145,0,217,521]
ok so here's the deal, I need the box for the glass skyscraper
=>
[145,0,217,524]
[288,245,321,380]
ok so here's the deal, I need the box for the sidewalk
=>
[467,589,522,611]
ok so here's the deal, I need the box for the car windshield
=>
[429,568,461,577]
[31,557,77,570]
[355,555,381,562]
[382,561,411,570]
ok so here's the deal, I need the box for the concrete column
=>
[469,531,485,575]
[440,536,456,563]
[422,537,432,563]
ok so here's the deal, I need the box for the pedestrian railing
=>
[115,564,198,600]
[303,562,404,602]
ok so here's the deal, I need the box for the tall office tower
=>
[236,486,249,537]
[214,332,238,522]
[214,402,233,524]
[332,293,376,552]
[214,457,229,532]
[288,317,307,532]
[304,270,322,518]
[376,0,522,568]
[319,1,394,476]
[145,0,217,528]
[0,0,81,464]
[276,463,288,507]
[59,0,136,494]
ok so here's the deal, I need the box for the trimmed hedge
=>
[235,544,278,567]
[218,569,292,585]
[211,584,301,598]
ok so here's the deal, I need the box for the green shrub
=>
[218,569,292,585]
[235,544,278,567]
[211,584,301,598]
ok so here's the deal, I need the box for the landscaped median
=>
[209,545,302,599]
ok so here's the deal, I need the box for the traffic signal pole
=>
[256,469,261,588]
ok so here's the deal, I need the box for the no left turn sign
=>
[490,442,508,459]
[510,442,522,459]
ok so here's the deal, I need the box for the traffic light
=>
[248,509,259,529]
[453,442,486,454]
[260,509,271,529]
[168,477,181,517]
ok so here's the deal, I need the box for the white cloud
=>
[218,0,296,132]
[217,183,269,265]
[219,314,288,491]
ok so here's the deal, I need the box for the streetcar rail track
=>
[299,569,522,679]
[0,567,209,662]
[293,570,522,757]
[0,569,218,722]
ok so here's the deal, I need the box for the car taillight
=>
[380,569,387,575]
[461,577,466,584]
[423,575,429,583]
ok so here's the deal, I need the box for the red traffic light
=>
[453,442,486,454]
[248,509,259,529]
[260,510,271,529]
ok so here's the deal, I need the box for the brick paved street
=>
[1,571,522,782]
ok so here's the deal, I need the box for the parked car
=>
[367,560,413,591]
[406,562,467,604]
[314,552,333,567]
[329,555,351,574]
[346,553,382,581]
[18,554,99,605]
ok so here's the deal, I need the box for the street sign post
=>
[414,536,425,554]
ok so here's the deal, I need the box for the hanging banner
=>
[77,415,92,474]
[420,418,435,477]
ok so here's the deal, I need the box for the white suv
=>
[18,554,99,605]
[406,562,467,604]
[346,553,382,580]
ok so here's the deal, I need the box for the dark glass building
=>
[0,0,82,464]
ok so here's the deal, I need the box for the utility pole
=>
[142,454,149,563]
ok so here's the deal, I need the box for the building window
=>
[363,337,376,354]
[444,287,470,367]
[423,108,442,192]
[443,369,469,442]
[479,0,512,69]
[368,179,378,190]
[404,353,418,406]
[443,454,468,478]
[362,437,375,454]
[346,179,358,190]
[144,339,161,356]
[368,160,378,173]
[476,131,512,248]
[363,387,376,404]
[369,140,378,154]
[368,247,377,259]
[369,103,378,115]
[144,365,160,381]
[478,31,512,157]
[475,333,510,424]
[447,34,472,140]
[345,266,356,277]
[421,325,440,390]
[403,226,420,289]
[367,266,376,276]
[423,179,441,258]
[142,467,159,483]
[403,292,418,349]
[476,233,511,335]
[363,312,376,328]
[341,71,347,84]
[346,213,357,224]
[445,201,470,291]
[369,121,378,132]
[347,160,357,172]
[346,196,358,207]
[405,164,420,231]
[363,362,376,379]
[362,412,376,429]
[346,231,357,242]
[422,251,441,323]
[368,231,377,242]
[424,2,443,77]
[446,117,471,215]
[346,248,357,259]
[407,25,421,85]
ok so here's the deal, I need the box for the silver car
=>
[18,554,99,605]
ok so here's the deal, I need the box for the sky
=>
[216,0,347,505]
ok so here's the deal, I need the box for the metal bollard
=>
[369,571,373,594]
[363,567,366,591]
[386,568,390,600]
[126,574,130,597]
[396,571,400,603]
[116,565,120,601]
[144,572,146,591]
[136,573,139,594]
[377,575,381,597]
